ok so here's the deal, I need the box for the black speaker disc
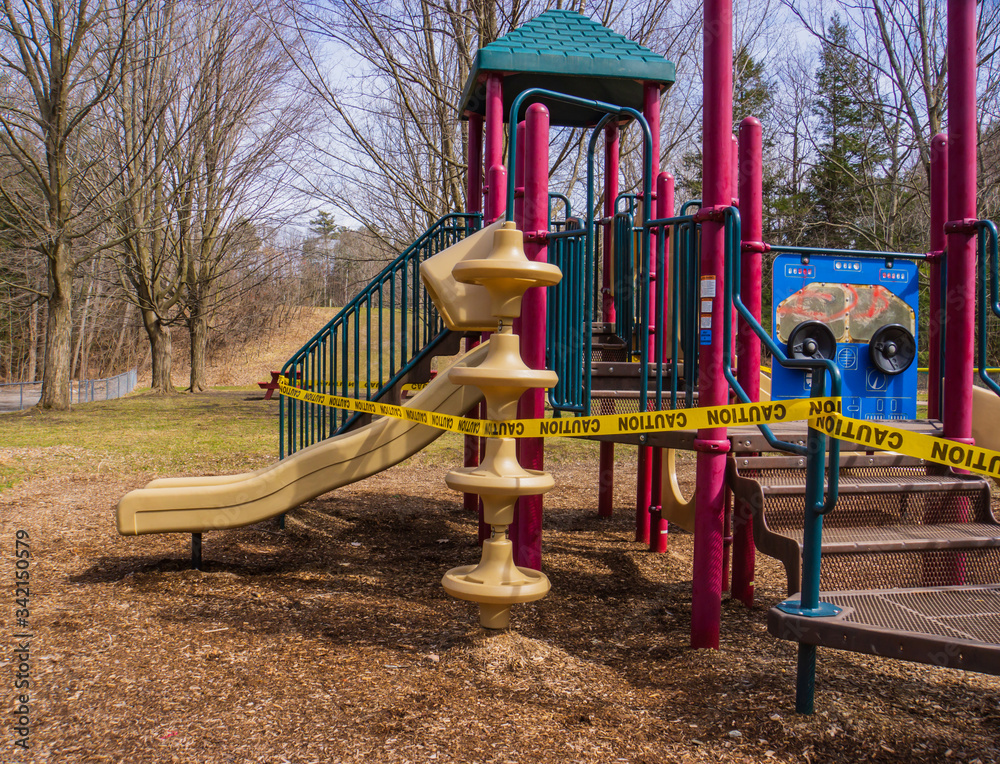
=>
[787,320,837,361]
[869,324,916,375]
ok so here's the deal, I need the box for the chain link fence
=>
[0,369,138,412]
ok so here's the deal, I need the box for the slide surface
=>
[116,343,488,535]
[972,386,1000,486]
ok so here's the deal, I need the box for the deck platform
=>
[769,585,1000,674]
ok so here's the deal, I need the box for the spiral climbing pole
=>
[441,221,563,629]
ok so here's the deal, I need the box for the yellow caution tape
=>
[304,381,427,392]
[278,376,841,439]
[278,377,1000,479]
[811,413,1000,481]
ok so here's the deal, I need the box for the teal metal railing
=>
[547,217,589,413]
[279,213,481,457]
[612,194,640,351]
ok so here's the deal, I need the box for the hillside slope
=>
[137,307,337,389]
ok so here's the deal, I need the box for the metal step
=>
[769,584,1000,675]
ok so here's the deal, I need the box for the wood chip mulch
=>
[2,441,998,763]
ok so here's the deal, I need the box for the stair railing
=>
[547,216,590,414]
[279,213,481,457]
[612,193,640,351]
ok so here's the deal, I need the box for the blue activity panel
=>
[771,253,919,421]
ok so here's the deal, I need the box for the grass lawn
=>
[0,389,280,488]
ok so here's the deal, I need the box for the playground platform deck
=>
[769,584,1000,675]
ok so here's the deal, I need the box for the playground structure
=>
[117,0,1000,714]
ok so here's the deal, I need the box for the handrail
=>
[505,89,654,416]
[279,212,481,457]
[546,218,589,414]
[768,243,931,261]
[548,193,572,227]
[725,205,844,624]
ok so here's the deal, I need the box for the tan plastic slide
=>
[116,343,488,535]
[972,385,1000,488]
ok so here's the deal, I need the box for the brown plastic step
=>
[590,361,683,392]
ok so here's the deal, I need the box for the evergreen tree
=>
[676,45,777,201]
[308,212,341,307]
[806,15,880,249]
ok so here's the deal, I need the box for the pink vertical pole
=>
[603,123,619,323]
[649,170,674,554]
[599,123,620,518]
[730,135,740,364]
[943,0,976,447]
[928,134,948,421]
[464,112,484,519]
[940,0,977,586]
[732,117,763,606]
[480,74,505,543]
[691,0,733,650]
[467,113,484,214]
[484,74,506,224]
[514,121,526,227]
[509,120,528,553]
[636,82,662,543]
[515,103,550,570]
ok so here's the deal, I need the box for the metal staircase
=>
[279,213,480,457]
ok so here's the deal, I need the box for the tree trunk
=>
[188,312,209,393]
[72,272,95,380]
[109,303,132,375]
[142,309,174,393]
[39,252,73,410]
[26,301,39,382]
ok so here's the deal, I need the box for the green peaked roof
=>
[459,9,675,127]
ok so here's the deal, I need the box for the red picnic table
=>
[258,370,300,400]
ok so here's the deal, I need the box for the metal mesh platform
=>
[768,585,1000,674]
[589,393,698,415]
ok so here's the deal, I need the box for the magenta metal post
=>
[636,82,662,544]
[479,75,505,543]
[464,112,484,519]
[603,123,619,324]
[649,170,674,554]
[690,0,733,649]
[943,0,976,446]
[599,123,620,518]
[484,74,506,224]
[509,120,528,553]
[515,104,551,570]
[928,134,948,420]
[732,117,764,606]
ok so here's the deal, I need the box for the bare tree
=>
[784,0,1000,248]
[176,1,308,392]
[276,0,686,249]
[103,0,187,392]
[0,0,150,409]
